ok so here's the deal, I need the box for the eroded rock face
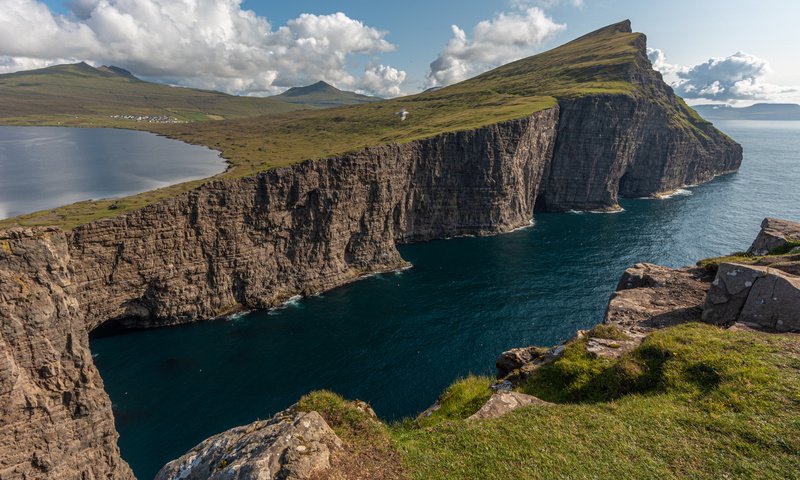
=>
[748,218,800,255]
[537,36,741,212]
[154,410,341,480]
[605,263,713,335]
[0,228,133,479]
[702,263,800,332]
[70,110,560,330]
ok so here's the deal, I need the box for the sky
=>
[1,0,798,104]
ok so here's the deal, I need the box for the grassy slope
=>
[0,62,309,126]
[1,20,677,229]
[302,324,799,479]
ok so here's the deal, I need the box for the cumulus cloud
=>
[426,7,565,87]
[648,48,797,102]
[0,0,407,97]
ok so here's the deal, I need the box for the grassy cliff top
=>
[2,20,671,230]
[299,323,800,479]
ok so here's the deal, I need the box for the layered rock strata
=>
[0,228,133,479]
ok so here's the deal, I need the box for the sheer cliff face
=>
[539,36,742,211]
[0,228,134,480]
[70,109,559,329]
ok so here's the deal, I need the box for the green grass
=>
[294,324,800,478]
[0,62,310,125]
[696,242,800,272]
[769,241,800,256]
[0,21,722,230]
[391,323,800,479]
[414,376,495,427]
[588,323,632,341]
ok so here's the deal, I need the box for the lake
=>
[0,126,226,219]
[90,120,800,478]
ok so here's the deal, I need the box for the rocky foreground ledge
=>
[155,217,800,479]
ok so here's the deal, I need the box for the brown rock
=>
[702,263,767,327]
[495,346,548,378]
[748,217,800,255]
[154,410,342,480]
[0,228,133,480]
[605,263,712,335]
[468,391,552,420]
[703,262,800,332]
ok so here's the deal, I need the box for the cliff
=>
[0,228,133,479]
[0,21,743,479]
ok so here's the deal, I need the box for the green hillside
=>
[298,323,800,479]
[1,20,704,229]
[0,62,308,125]
[274,80,382,108]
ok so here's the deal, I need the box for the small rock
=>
[585,337,640,359]
[495,346,548,378]
[468,391,552,420]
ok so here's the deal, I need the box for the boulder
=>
[702,262,800,332]
[154,410,342,480]
[748,217,800,255]
[467,391,552,420]
[495,346,548,378]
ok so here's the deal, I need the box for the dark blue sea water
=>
[0,126,225,219]
[90,120,800,479]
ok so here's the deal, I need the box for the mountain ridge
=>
[274,80,382,107]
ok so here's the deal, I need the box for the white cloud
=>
[648,48,797,102]
[0,0,407,97]
[426,7,565,87]
[360,65,407,97]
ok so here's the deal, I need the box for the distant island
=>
[693,103,800,120]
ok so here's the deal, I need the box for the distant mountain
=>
[0,62,309,125]
[274,81,381,108]
[693,103,800,121]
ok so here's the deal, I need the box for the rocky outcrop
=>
[155,410,341,480]
[604,263,713,335]
[702,263,800,332]
[748,217,800,255]
[0,228,133,479]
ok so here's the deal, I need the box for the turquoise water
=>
[0,126,225,219]
[91,120,800,478]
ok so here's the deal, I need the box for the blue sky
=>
[5,0,799,103]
